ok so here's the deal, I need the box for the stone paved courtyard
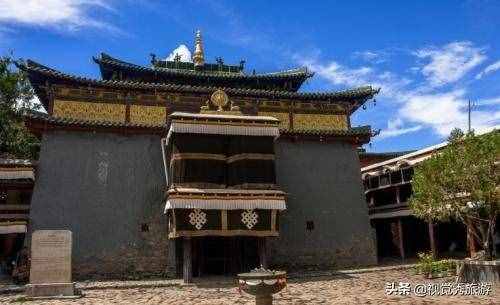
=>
[0,269,498,304]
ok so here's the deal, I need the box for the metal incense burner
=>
[237,266,287,305]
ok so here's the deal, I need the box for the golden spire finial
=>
[192,29,204,67]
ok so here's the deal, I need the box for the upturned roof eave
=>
[20,60,379,109]
[24,111,371,143]
[94,52,313,81]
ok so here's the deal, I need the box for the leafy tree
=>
[0,55,40,159]
[409,129,500,258]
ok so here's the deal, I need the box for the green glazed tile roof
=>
[94,53,313,80]
[19,60,380,111]
[25,111,372,143]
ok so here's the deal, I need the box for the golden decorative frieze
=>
[129,105,166,125]
[53,100,125,122]
[294,102,345,112]
[258,111,289,129]
[293,113,348,130]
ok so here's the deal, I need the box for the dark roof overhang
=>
[19,59,379,113]
[24,111,165,136]
[93,53,313,92]
[94,52,313,80]
[279,126,373,144]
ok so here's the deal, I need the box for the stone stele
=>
[26,230,77,298]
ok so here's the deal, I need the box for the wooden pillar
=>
[198,239,204,278]
[397,219,405,261]
[428,221,437,258]
[258,237,268,269]
[183,237,193,283]
[229,237,238,274]
[256,294,273,305]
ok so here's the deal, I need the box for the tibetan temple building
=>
[0,158,34,280]
[20,31,379,281]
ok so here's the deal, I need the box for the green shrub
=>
[414,252,456,277]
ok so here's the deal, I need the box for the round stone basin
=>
[238,267,286,304]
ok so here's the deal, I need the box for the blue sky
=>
[0,0,499,152]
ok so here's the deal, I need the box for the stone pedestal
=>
[256,294,273,305]
[27,230,79,298]
[458,260,500,283]
[238,268,286,305]
[26,283,76,297]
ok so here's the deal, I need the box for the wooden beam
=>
[183,237,193,283]
[0,214,29,220]
[169,229,279,238]
[0,205,30,211]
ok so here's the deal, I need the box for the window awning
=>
[167,121,279,139]
[0,169,34,180]
[165,112,281,145]
[164,188,287,211]
[0,223,27,234]
[165,198,286,211]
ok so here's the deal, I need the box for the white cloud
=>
[165,44,192,62]
[400,90,500,136]
[377,118,422,139]
[476,60,500,79]
[301,59,372,88]
[298,41,499,141]
[0,0,115,31]
[414,41,486,87]
[352,50,387,64]
[478,97,500,106]
[299,57,411,100]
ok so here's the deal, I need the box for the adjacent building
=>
[361,143,468,262]
[0,158,34,278]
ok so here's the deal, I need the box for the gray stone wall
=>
[270,139,377,269]
[29,131,171,279]
[29,130,376,278]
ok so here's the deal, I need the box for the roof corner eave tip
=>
[304,68,315,77]
[13,60,26,70]
[100,52,112,59]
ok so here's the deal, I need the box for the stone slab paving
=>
[0,269,498,304]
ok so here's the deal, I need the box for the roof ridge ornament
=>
[211,89,229,111]
[192,29,205,68]
[200,89,241,114]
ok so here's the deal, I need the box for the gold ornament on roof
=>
[210,90,229,111]
[192,29,205,67]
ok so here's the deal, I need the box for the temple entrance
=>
[0,233,26,282]
[373,219,401,259]
[372,217,431,261]
[191,236,260,276]
[372,216,470,262]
